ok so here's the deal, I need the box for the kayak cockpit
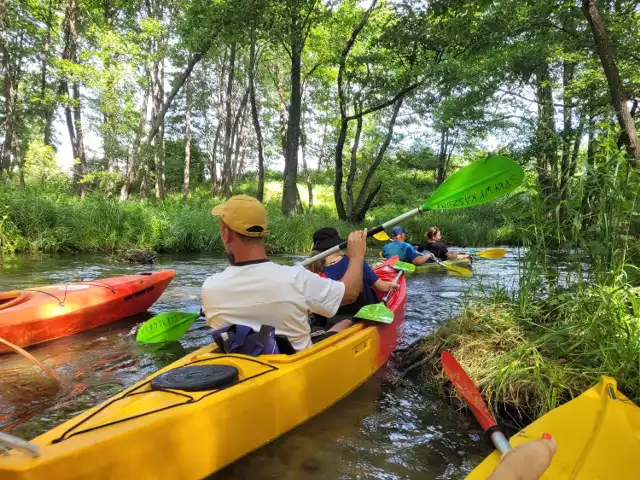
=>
[0,291,29,310]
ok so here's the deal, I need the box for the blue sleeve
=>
[404,243,419,261]
[363,261,380,287]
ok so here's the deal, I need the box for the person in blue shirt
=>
[382,226,433,265]
[308,227,399,319]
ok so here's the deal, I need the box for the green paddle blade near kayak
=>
[422,155,524,211]
[136,312,199,344]
[391,261,415,273]
[353,303,394,324]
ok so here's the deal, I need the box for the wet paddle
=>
[468,248,507,259]
[353,261,414,323]
[136,312,199,344]
[441,350,511,454]
[137,155,523,343]
[0,336,61,382]
[428,255,473,278]
[373,231,390,241]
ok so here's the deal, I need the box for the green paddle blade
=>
[422,155,524,211]
[393,261,416,273]
[354,303,394,324]
[136,312,199,344]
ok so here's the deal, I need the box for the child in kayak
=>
[381,226,433,265]
[308,227,399,319]
[416,227,471,262]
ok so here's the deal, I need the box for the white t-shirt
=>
[201,260,345,351]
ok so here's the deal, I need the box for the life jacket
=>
[211,324,279,356]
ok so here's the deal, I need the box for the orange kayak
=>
[0,271,175,350]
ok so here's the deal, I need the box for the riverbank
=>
[400,282,640,429]
[0,182,515,255]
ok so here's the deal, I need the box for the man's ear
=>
[219,221,232,244]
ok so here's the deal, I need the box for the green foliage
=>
[419,141,640,425]
[23,141,65,185]
[0,170,510,254]
[164,140,206,192]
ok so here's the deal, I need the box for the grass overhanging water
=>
[416,145,640,428]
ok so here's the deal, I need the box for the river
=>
[0,250,519,479]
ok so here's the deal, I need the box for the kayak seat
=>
[274,335,297,355]
[150,365,239,392]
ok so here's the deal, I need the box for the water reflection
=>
[0,251,516,478]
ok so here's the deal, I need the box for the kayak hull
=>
[467,376,640,479]
[415,258,471,274]
[0,258,407,480]
[0,271,175,350]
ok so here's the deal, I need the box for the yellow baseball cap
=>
[211,195,269,237]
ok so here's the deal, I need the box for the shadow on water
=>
[0,250,517,478]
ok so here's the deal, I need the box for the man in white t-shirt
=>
[201,195,367,351]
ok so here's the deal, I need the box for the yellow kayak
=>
[0,258,407,480]
[467,376,640,479]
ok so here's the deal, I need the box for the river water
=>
[0,250,519,479]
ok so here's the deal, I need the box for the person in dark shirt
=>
[416,227,471,261]
[308,227,399,317]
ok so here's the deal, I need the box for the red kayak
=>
[0,271,175,350]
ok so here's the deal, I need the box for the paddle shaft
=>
[381,271,403,305]
[441,351,511,454]
[299,208,421,267]
[0,336,61,382]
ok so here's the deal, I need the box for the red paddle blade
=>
[441,351,497,431]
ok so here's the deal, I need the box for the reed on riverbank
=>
[0,180,513,255]
[410,145,640,428]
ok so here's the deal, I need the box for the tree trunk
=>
[120,82,150,201]
[0,0,15,174]
[221,42,236,198]
[274,63,287,156]
[345,103,363,218]
[560,61,574,190]
[535,61,557,193]
[60,0,87,197]
[436,127,449,186]
[352,98,404,221]
[249,28,266,202]
[144,53,203,148]
[230,92,248,186]
[42,0,55,146]
[333,0,380,220]
[72,81,87,198]
[281,39,303,216]
[154,49,165,200]
[183,76,191,201]
[300,121,313,211]
[582,0,640,165]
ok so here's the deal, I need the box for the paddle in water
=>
[354,261,414,323]
[0,336,61,383]
[441,350,511,454]
[137,155,524,343]
[136,312,199,344]
[468,248,506,259]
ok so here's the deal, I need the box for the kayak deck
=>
[466,376,640,479]
[0,258,407,480]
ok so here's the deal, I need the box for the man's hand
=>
[488,436,556,480]
[347,228,367,260]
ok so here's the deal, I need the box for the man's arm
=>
[339,229,367,304]
[407,245,433,265]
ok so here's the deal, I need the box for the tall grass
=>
[0,179,512,254]
[419,139,640,426]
